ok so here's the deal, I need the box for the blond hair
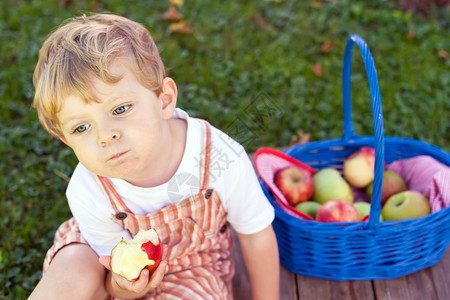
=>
[33,13,166,138]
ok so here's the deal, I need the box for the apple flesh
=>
[312,168,353,204]
[343,147,375,188]
[366,170,407,204]
[111,229,162,281]
[295,201,321,219]
[382,191,431,221]
[274,166,314,206]
[316,199,361,223]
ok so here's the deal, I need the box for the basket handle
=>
[342,34,385,228]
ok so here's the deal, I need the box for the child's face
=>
[57,62,176,184]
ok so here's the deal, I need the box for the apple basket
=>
[255,34,450,280]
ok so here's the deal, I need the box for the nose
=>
[97,121,121,147]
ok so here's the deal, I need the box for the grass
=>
[0,0,448,298]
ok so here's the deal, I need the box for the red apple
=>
[316,199,361,223]
[274,166,314,206]
[343,147,375,188]
[111,228,162,281]
[366,170,407,204]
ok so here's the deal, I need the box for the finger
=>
[147,260,168,289]
[111,271,143,293]
[99,256,112,271]
[128,269,150,293]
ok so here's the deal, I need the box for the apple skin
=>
[354,202,383,221]
[111,229,162,281]
[382,191,431,221]
[366,170,407,204]
[343,147,375,188]
[312,168,353,204]
[295,201,321,219]
[316,199,361,223]
[274,166,314,206]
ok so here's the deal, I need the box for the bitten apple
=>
[312,168,353,204]
[274,166,314,206]
[382,191,431,221]
[111,228,162,281]
[343,147,375,188]
[316,199,361,223]
[366,170,407,204]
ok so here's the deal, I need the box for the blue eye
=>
[73,124,90,134]
[113,105,131,115]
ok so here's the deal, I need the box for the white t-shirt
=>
[66,108,275,256]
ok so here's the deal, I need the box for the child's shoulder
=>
[66,163,102,195]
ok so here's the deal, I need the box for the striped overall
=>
[43,120,234,299]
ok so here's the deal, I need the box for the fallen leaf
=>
[406,29,415,39]
[438,49,448,60]
[321,41,333,52]
[170,0,183,7]
[169,21,193,34]
[311,1,323,8]
[265,0,283,2]
[60,0,74,7]
[290,130,311,146]
[251,14,273,29]
[163,5,183,21]
[91,1,99,10]
[312,63,322,77]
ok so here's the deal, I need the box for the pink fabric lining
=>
[386,156,450,213]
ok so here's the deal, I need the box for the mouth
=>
[108,151,129,161]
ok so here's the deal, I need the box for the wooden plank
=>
[280,265,298,300]
[231,229,298,300]
[231,230,252,300]
[373,246,450,300]
[296,275,375,300]
[431,246,450,299]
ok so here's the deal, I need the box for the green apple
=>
[382,191,431,221]
[366,170,407,204]
[343,147,375,188]
[295,201,321,219]
[354,202,383,221]
[312,168,353,204]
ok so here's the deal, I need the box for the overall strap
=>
[96,175,132,213]
[198,119,212,190]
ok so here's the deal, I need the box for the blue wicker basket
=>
[258,34,450,280]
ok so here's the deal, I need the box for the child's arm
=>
[99,255,167,299]
[236,225,280,300]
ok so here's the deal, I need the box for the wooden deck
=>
[231,231,450,300]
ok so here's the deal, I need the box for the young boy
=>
[29,13,279,300]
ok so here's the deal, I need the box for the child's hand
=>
[99,244,168,298]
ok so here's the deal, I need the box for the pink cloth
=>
[386,156,450,213]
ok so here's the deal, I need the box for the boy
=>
[29,13,279,300]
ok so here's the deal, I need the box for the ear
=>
[159,77,178,120]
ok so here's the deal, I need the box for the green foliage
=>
[0,0,448,298]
